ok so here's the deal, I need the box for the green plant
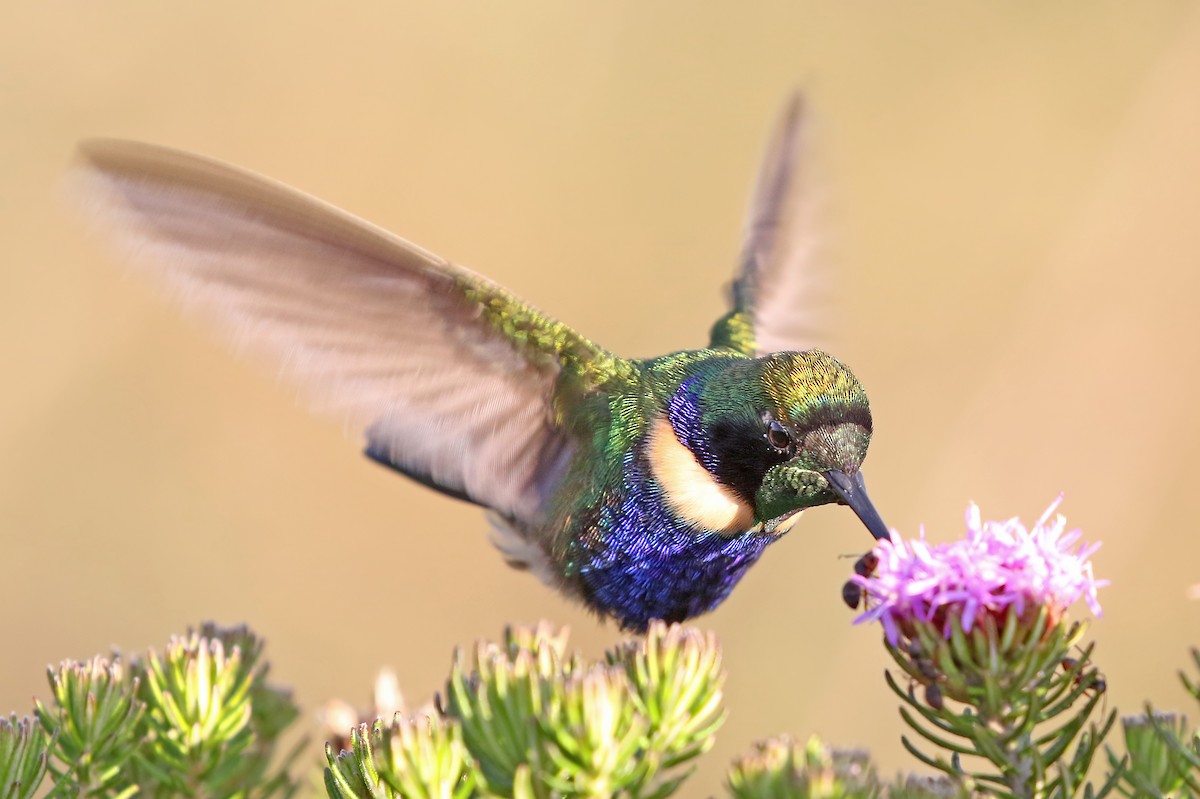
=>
[6,506,1200,798]
[10,624,303,798]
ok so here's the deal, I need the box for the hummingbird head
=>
[687,350,890,541]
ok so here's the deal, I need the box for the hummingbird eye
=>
[765,419,793,453]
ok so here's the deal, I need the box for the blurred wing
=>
[710,94,833,357]
[73,139,635,525]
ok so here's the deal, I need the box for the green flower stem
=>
[883,608,1112,799]
[1182,648,1200,707]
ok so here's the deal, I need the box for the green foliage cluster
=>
[325,621,724,799]
[5,625,1200,799]
[1,623,303,798]
[728,736,970,799]
[0,715,48,799]
[1101,648,1200,798]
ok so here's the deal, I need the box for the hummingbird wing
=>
[72,139,636,526]
[710,94,832,357]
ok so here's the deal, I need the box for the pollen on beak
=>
[824,469,891,541]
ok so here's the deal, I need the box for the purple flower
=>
[852,497,1107,646]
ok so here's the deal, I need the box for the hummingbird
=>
[73,95,890,631]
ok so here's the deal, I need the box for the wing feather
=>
[72,139,632,524]
[712,94,833,356]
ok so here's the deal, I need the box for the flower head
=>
[852,497,1107,646]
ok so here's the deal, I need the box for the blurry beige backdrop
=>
[4,1,1200,791]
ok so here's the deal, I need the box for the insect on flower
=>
[840,551,879,609]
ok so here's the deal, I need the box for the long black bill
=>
[824,469,891,541]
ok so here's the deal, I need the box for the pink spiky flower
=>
[851,497,1107,648]
[853,498,1112,792]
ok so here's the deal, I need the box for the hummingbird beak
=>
[824,469,891,542]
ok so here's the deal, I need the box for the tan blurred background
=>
[4,1,1200,791]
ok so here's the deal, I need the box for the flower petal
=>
[854,499,1105,642]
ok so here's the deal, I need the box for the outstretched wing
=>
[73,140,636,525]
[710,94,832,357]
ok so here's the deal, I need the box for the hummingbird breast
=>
[544,359,777,628]
[559,437,777,631]
[503,352,782,631]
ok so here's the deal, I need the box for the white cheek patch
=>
[647,416,754,535]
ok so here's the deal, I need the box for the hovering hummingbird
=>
[74,96,890,631]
